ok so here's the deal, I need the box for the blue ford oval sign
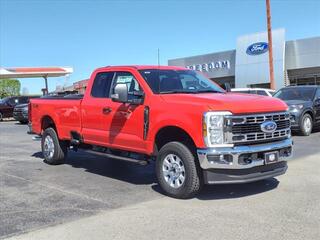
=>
[261,121,277,133]
[246,42,269,55]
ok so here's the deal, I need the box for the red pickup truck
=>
[29,65,293,198]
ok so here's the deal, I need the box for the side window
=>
[315,88,320,99]
[91,72,114,98]
[112,72,141,93]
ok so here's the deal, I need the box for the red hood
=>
[161,92,288,114]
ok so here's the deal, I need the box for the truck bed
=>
[30,96,82,139]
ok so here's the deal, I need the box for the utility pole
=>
[266,0,275,90]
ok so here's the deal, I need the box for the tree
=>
[0,79,21,98]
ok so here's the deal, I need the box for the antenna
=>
[157,48,160,66]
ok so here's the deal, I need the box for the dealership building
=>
[168,29,320,90]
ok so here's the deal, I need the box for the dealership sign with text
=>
[187,60,230,72]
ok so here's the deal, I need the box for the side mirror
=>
[222,83,231,92]
[111,83,128,103]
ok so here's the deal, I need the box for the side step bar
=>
[82,149,149,166]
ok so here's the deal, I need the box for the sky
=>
[0,0,320,94]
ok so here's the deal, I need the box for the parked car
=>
[231,88,275,97]
[13,103,29,124]
[28,65,292,199]
[0,96,32,121]
[274,85,320,136]
[13,96,40,124]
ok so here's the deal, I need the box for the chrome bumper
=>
[197,138,293,170]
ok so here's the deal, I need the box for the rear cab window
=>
[91,72,115,98]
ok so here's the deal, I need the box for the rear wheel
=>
[19,120,28,124]
[0,112,3,121]
[300,113,313,136]
[41,127,68,164]
[156,142,202,199]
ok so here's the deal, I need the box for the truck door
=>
[81,71,115,144]
[81,70,146,153]
[107,71,146,153]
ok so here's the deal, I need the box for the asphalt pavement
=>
[0,121,319,240]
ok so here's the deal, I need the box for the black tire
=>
[0,112,3,121]
[156,141,202,199]
[19,120,28,124]
[41,127,68,165]
[299,113,313,136]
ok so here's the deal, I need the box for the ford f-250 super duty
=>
[29,65,293,199]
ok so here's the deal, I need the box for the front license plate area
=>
[264,151,279,164]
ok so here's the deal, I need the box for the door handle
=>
[102,107,112,114]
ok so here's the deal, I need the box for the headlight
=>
[203,111,232,147]
[289,104,303,112]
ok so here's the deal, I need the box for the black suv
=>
[274,85,320,136]
[0,96,37,121]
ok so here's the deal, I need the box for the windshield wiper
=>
[159,90,196,94]
[195,89,222,93]
[159,89,223,94]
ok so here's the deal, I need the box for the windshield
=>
[274,88,316,101]
[0,97,9,104]
[139,69,224,94]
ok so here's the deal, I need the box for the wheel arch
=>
[41,115,57,132]
[302,109,314,121]
[153,126,197,155]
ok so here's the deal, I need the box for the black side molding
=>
[143,106,150,140]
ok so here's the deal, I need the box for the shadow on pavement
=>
[197,178,279,200]
[31,150,157,185]
[151,178,279,200]
[31,149,280,199]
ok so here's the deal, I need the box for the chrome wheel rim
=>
[162,154,185,188]
[43,135,55,159]
[304,117,312,133]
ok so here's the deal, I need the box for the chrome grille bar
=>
[225,112,291,144]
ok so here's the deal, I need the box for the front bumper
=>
[197,138,292,184]
[289,111,302,129]
[13,112,28,121]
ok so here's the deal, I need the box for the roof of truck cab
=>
[95,65,188,71]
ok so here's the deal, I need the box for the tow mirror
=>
[111,83,128,103]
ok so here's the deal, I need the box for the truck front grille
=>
[225,112,291,144]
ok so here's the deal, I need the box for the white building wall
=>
[235,28,286,89]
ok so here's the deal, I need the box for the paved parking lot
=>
[1,121,320,240]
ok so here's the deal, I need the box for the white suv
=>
[231,88,275,97]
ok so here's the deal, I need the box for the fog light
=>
[207,154,232,165]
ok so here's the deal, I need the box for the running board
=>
[82,149,149,166]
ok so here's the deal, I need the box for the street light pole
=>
[266,0,275,90]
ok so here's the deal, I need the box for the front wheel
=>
[41,127,68,165]
[300,113,313,136]
[156,142,202,199]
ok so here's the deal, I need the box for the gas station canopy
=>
[0,67,73,78]
[0,67,73,94]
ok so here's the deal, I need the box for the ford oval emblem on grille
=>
[261,120,277,133]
